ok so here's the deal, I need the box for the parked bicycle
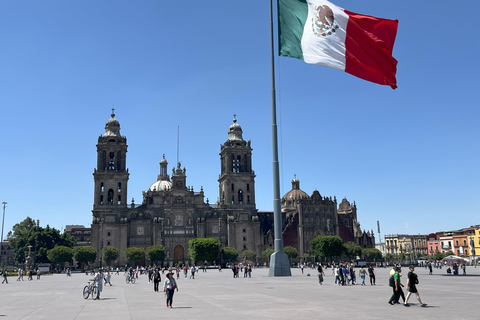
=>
[125,273,136,284]
[83,280,98,299]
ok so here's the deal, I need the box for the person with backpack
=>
[388,266,405,305]
[404,265,427,307]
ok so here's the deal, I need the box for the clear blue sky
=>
[1,0,478,242]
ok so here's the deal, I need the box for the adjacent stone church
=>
[90,112,374,267]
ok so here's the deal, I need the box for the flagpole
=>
[268,0,291,277]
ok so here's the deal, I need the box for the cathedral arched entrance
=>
[173,245,184,264]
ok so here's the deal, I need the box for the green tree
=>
[261,248,274,263]
[146,245,166,265]
[221,247,239,263]
[124,247,144,265]
[188,238,221,264]
[242,250,256,262]
[74,246,97,270]
[103,247,119,266]
[362,248,383,261]
[310,235,344,261]
[7,218,75,264]
[47,246,74,266]
[284,246,298,262]
[344,241,362,261]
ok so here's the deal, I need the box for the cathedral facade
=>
[90,113,374,267]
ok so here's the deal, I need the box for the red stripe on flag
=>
[344,10,399,89]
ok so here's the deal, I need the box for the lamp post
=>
[1,202,6,266]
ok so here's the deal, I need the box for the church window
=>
[243,237,246,241]
[118,182,122,192]
[247,195,250,203]
[107,232,111,237]
[107,241,111,246]
[243,229,246,233]
[100,195,104,205]
[100,183,104,193]
[108,189,114,204]
[232,154,240,172]
[108,152,115,170]
[231,195,234,204]
[246,184,250,192]
[238,190,243,203]
[243,245,247,249]
[118,195,121,205]
[231,183,234,191]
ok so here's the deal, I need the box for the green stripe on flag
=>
[278,0,308,60]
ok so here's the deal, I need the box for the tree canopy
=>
[7,217,75,264]
[310,235,344,261]
[103,247,119,266]
[124,247,144,264]
[146,245,166,265]
[74,246,97,268]
[344,241,362,261]
[261,248,274,262]
[241,250,256,262]
[221,247,238,263]
[47,246,74,265]
[362,248,383,261]
[188,238,221,263]
[284,246,298,261]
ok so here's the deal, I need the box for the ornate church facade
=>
[90,112,374,267]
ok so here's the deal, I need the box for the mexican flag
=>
[278,0,399,89]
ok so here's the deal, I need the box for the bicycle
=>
[125,273,136,284]
[83,280,98,299]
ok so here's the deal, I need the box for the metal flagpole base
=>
[269,251,291,276]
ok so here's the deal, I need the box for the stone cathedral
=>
[90,112,374,267]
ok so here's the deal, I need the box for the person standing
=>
[95,269,105,299]
[368,264,376,285]
[404,265,427,307]
[317,265,325,285]
[190,265,196,279]
[36,269,41,280]
[334,265,340,285]
[153,269,161,292]
[163,271,178,308]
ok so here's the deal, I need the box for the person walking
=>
[2,270,8,284]
[368,264,376,285]
[163,270,178,308]
[153,269,161,292]
[388,266,405,305]
[105,271,112,286]
[404,265,427,307]
[317,264,325,285]
[359,266,367,286]
[190,265,196,279]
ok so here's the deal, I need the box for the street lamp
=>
[1,201,6,265]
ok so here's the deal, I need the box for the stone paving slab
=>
[1,266,478,320]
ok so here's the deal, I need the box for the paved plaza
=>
[1,265,478,320]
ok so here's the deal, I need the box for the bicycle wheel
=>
[125,277,129,284]
[131,277,136,284]
[83,286,90,299]
[92,287,98,300]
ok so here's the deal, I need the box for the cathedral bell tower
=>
[93,110,129,210]
[218,116,255,208]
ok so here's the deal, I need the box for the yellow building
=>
[467,227,480,264]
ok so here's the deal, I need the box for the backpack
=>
[389,275,395,287]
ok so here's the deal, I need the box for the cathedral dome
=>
[282,177,309,202]
[104,110,121,137]
[149,180,172,192]
[227,116,243,141]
